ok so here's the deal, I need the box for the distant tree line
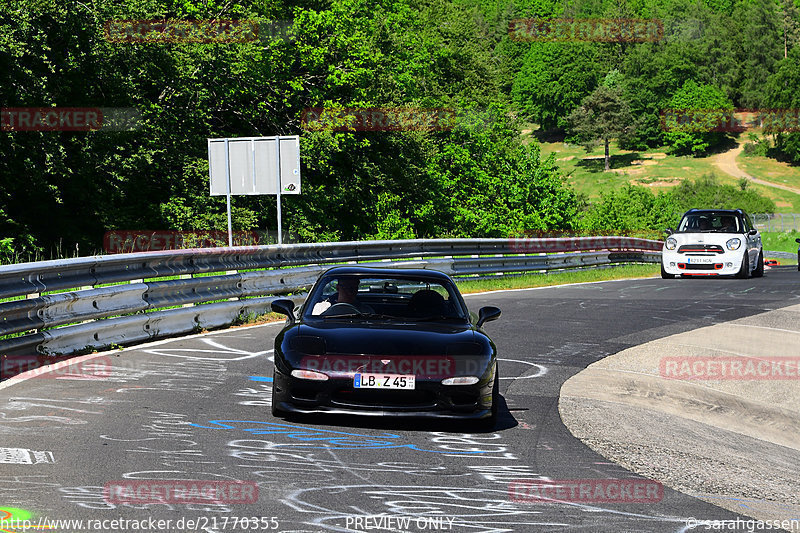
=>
[506,0,800,159]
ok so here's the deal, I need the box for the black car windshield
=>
[677,213,742,233]
[304,276,468,321]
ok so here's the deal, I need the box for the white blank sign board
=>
[208,136,301,196]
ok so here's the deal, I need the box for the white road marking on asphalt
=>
[497,359,547,380]
[142,338,273,361]
[0,447,55,464]
[0,321,284,392]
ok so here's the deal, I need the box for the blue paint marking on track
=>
[189,420,490,454]
[250,376,274,382]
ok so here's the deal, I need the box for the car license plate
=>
[354,373,415,390]
[687,257,713,263]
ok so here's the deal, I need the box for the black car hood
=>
[275,320,495,379]
[297,320,477,356]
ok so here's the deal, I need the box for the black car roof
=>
[319,265,454,282]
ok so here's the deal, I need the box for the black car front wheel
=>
[661,263,675,279]
[271,370,287,418]
[476,368,499,431]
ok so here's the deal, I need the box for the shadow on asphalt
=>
[277,394,518,434]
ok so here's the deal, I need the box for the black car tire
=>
[736,251,750,279]
[753,250,764,278]
[271,370,286,418]
[477,368,499,431]
[661,263,675,279]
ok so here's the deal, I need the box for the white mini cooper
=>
[661,209,763,278]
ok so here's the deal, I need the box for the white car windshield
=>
[677,213,742,233]
[305,276,467,320]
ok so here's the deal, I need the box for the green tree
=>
[764,46,800,164]
[512,42,605,130]
[618,40,702,148]
[566,85,634,171]
[730,0,784,108]
[424,104,580,237]
[617,0,738,149]
[4,0,574,255]
[662,79,733,156]
[780,0,800,59]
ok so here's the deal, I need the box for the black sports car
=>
[270,266,502,428]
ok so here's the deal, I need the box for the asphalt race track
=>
[2,267,799,533]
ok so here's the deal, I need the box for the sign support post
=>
[275,139,283,244]
[224,138,233,247]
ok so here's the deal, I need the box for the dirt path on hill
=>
[712,143,800,195]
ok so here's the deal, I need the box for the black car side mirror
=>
[664,228,674,236]
[477,306,501,327]
[795,238,800,244]
[748,229,758,236]
[271,299,296,325]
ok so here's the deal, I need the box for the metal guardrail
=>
[764,251,797,259]
[0,237,662,358]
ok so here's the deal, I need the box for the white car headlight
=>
[442,376,479,385]
[665,237,677,250]
[726,238,741,251]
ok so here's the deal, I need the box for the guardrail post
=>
[180,274,193,307]
[225,270,238,301]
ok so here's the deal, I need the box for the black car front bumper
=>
[272,369,494,419]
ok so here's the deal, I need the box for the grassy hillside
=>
[533,131,800,214]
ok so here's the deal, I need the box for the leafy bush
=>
[0,238,14,261]
[742,134,770,157]
[669,174,776,214]
[579,175,775,233]
[770,133,800,165]
[578,185,681,233]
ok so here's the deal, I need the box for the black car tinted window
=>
[304,275,467,320]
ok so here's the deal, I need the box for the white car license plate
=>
[687,257,713,264]
[354,373,415,390]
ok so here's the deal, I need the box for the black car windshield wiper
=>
[320,311,364,318]
[360,313,399,320]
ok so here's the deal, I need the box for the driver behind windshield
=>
[311,277,374,315]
